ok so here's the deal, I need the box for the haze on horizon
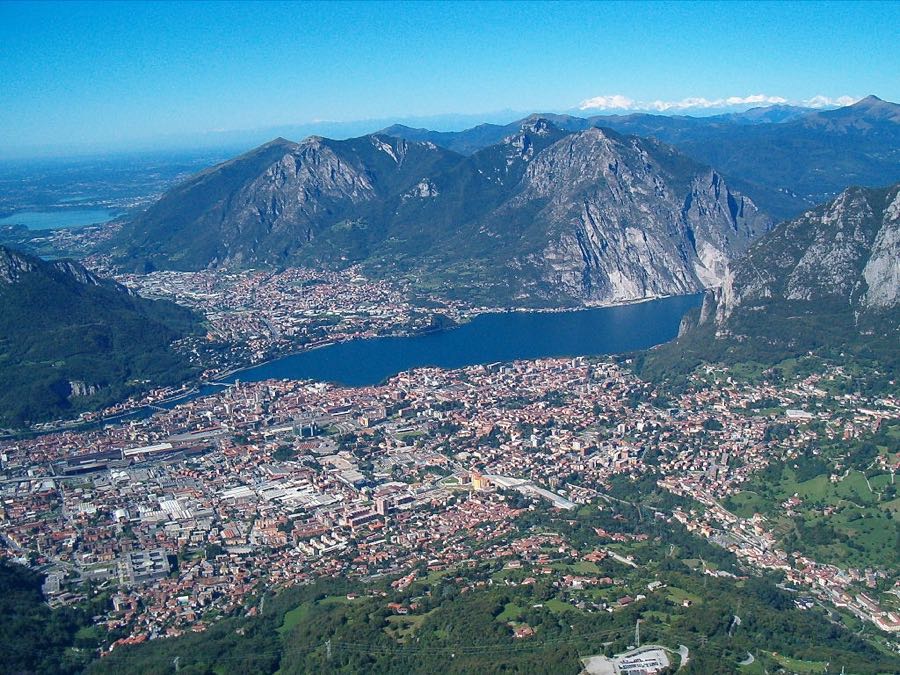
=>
[1,0,899,158]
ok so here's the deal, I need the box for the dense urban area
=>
[2,264,898,671]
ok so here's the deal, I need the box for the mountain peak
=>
[519,117,558,135]
[854,94,885,106]
[798,94,900,130]
[847,94,899,119]
[379,123,424,135]
[497,117,568,161]
[251,137,298,153]
[581,126,616,141]
[216,137,298,169]
[0,245,39,283]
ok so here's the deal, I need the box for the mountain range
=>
[0,246,204,427]
[383,96,900,220]
[113,119,771,306]
[57,95,900,415]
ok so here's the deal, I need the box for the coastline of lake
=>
[6,294,701,438]
[215,293,703,388]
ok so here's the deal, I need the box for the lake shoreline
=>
[5,293,701,438]
[0,207,122,230]
[212,293,703,388]
[204,293,682,386]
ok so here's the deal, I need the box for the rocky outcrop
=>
[714,183,900,326]
[639,183,899,382]
[68,380,99,398]
[501,129,769,302]
[861,189,900,309]
[0,247,39,283]
[1,246,116,289]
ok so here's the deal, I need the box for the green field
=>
[666,587,702,606]
[724,491,771,517]
[496,601,526,622]
[385,612,431,641]
[550,560,602,575]
[769,652,829,673]
[278,601,313,636]
[544,598,578,614]
[726,448,900,569]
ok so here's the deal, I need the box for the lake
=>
[219,294,702,387]
[0,208,119,230]
[6,294,701,438]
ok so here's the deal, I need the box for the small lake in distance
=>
[219,294,702,388]
[0,208,119,230]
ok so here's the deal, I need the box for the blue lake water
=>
[0,209,119,230]
[219,294,702,387]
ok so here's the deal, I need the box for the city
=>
[2,2,898,672]
[3,343,897,652]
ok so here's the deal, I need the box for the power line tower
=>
[326,639,332,661]
[635,619,641,648]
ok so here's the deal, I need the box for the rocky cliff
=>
[502,128,768,302]
[637,183,899,383]
[714,182,900,328]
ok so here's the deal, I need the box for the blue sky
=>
[1,1,898,157]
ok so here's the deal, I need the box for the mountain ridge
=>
[112,119,771,306]
[381,96,900,220]
[713,181,900,326]
[637,182,900,384]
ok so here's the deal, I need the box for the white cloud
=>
[802,95,861,109]
[577,94,636,110]
[725,94,789,106]
[578,93,856,112]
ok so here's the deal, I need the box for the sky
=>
[1,0,898,157]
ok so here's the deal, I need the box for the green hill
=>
[0,246,205,428]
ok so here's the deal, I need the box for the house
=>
[513,625,535,639]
